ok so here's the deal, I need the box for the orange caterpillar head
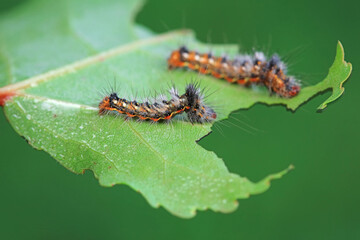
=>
[265,55,301,98]
[284,79,301,97]
[271,76,301,98]
[98,96,111,115]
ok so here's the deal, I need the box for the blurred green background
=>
[0,0,359,239]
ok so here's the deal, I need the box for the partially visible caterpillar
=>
[98,83,217,123]
[168,46,300,98]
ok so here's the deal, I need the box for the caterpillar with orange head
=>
[98,83,217,124]
[168,46,300,98]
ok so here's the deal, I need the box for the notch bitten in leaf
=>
[0,0,352,218]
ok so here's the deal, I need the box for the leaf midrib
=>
[0,29,191,94]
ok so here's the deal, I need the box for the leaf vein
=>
[0,30,191,94]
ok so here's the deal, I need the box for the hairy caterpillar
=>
[168,46,300,98]
[98,83,217,123]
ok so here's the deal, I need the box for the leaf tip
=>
[316,41,352,110]
[337,40,344,53]
[288,164,295,171]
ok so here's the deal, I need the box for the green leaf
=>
[0,0,351,218]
